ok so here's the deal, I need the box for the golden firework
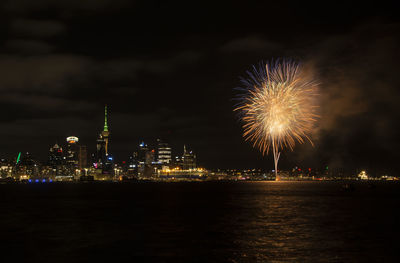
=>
[234,60,319,178]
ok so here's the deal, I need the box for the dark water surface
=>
[1,181,399,262]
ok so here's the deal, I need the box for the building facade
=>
[157,139,172,165]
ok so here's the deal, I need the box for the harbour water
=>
[0,181,399,262]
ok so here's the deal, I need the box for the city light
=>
[1,106,394,183]
[66,136,79,144]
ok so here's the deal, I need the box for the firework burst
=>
[234,60,319,178]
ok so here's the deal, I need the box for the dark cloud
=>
[220,36,279,53]
[0,54,90,92]
[5,39,55,54]
[11,19,66,38]
[2,0,134,14]
[95,50,202,80]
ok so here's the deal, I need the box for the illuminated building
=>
[94,105,113,179]
[102,105,110,156]
[138,142,148,164]
[0,159,13,178]
[66,136,79,144]
[137,142,147,177]
[157,139,172,164]
[48,143,65,176]
[144,149,157,178]
[136,142,156,178]
[95,106,111,170]
[127,152,138,177]
[182,145,196,170]
[358,170,368,180]
[175,155,182,168]
[158,167,207,179]
[66,136,79,167]
[16,152,39,177]
[65,136,81,178]
[102,154,114,176]
[49,143,63,167]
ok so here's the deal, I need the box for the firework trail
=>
[234,60,319,179]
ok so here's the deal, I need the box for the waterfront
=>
[0,181,399,262]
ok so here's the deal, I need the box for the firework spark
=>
[234,60,319,178]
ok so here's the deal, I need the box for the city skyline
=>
[1,105,199,164]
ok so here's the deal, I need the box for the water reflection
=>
[0,181,399,262]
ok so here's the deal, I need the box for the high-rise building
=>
[65,136,80,177]
[78,145,88,169]
[127,152,138,177]
[49,143,63,167]
[144,149,155,178]
[157,139,172,164]
[138,142,148,164]
[182,145,196,170]
[137,142,148,177]
[137,142,156,178]
[175,155,182,168]
[47,144,65,177]
[145,149,155,165]
[65,136,79,167]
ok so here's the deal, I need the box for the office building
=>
[78,145,88,170]
[157,139,172,164]
[65,136,79,167]
[182,145,196,170]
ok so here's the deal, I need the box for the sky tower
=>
[101,105,110,156]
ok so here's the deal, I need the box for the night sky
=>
[0,1,398,173]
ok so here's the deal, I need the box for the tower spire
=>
[104,105,108,132]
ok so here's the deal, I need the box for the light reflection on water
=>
[0,181,399,262]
